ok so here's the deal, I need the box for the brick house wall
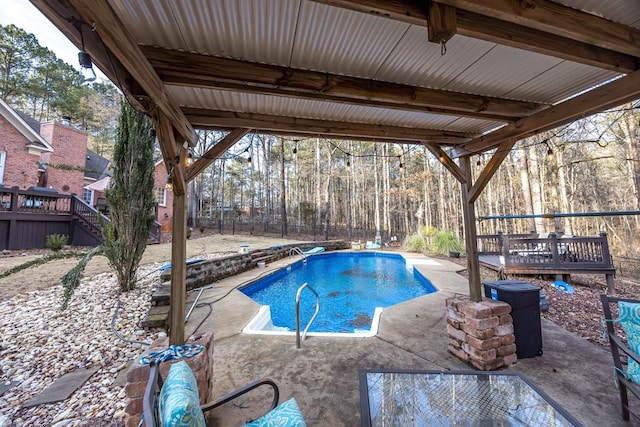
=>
[0,115,42,189]
[153,161,173,232]
[40,122,87,195]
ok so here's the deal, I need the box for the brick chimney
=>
[40,120,87,195]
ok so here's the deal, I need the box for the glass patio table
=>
[359,369,583,427]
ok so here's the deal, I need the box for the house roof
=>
[33,1,640,187]
[0,99,53,154]
[85,149,112,181]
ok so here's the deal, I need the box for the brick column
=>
[446,297,517,370]
[124,331,214,427]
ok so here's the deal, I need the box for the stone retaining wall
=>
[446,297,517,370]
[123,332,213,427]
[160,240,350,290]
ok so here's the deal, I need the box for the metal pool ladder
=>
[295,283,319,348]
[289,247,307,264]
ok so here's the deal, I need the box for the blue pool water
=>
[240,252,436,334]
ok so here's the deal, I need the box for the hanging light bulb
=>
[293,146,297,155]
[347,159,351,170]
[247,156,252,165]
[78,51,97,82]
[544,140,554,158]
[399,162,403,170]
[185,151,193,167]
[165,174,173,190]
[476,157,481,166]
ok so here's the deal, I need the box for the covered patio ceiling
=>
[32,0,640,343]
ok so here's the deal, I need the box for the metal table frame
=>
[359,368,583,426]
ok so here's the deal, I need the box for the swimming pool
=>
[240,252,437,337]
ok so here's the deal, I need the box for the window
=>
[82,188,94,205]
[0,151,5,184]
[154,187,166,206]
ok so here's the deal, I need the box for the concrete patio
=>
[184,252,626,426]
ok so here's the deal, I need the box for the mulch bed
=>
[445,255,640,346]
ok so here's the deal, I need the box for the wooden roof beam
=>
[144,47,538,121]
[185,128,250,182]
[311,0,638,73]
[63,0,198,146]
[424,142,466,184]
[453,69,640,157]
[182,108,475,144]
[436,0,640,58]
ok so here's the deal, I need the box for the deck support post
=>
[460,156,482,302]
[169,187,187,345]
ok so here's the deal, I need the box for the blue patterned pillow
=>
[618,301,640,384]
[159,361,206,427]
[243,398,306,427]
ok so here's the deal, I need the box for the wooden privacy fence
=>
[477,231,615,291]
[0,186,160,250]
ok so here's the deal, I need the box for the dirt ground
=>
[0,233,304,300]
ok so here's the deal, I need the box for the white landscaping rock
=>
[0,263,168,425]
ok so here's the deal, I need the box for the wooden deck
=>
[0,186,161,250]
[477,232,615,291]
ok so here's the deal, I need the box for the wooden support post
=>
[169,188,187,345]
[460,156,482,302]
[428,2,457,44]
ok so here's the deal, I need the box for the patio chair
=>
[142,360,306,426]
[600,294,640,421]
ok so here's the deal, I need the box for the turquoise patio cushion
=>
[618,301,640,384]
[159,360,206,427]
[243,398,306,427]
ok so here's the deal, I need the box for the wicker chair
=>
[600,294,640,421]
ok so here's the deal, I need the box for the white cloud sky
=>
[0,0,108,80]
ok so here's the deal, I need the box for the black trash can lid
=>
[482,280,541,292]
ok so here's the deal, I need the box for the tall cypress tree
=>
[103,101,155,292]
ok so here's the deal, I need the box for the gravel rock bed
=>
[0,263,166,427]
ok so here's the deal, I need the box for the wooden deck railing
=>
[0,186,161,249]
[477,231,615,290]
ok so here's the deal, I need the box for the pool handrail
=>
[289,247,307,263]
[295,282,320,348]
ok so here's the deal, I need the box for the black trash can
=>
[483,280,543,358]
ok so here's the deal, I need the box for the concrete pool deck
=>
[183,251,626,426]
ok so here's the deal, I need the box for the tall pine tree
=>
[103,101,155,292]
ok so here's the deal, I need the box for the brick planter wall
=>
[446,297,517,370]
[124,331,213,427]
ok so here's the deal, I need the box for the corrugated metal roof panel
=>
[442,44,563,101]
[168,0,299,65]
[167,86,500,134]
[557,0,640,28]
[504,62,620,104]
[290,1,409,77]
[109,0,188,51]
[110,0,300,65]
[375,27,496,89]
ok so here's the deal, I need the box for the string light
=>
[165,174,173,190]
[247,156,252,165]
[543,140,554,158]
[185,151,193,167]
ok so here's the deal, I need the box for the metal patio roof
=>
[32,1,640,157]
